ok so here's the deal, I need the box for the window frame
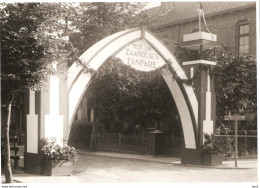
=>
[237,21,250,55]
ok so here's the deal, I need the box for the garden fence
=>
[215,130,257,158]
[96,132,183,156]
[96,132,149,154]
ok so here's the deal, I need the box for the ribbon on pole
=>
[198,2,211,33]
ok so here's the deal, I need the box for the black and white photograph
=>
[0,1,258,186]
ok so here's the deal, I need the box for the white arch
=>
[68,28,198,149]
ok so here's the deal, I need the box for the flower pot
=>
[41,159,73,176]
[202,152,223,166]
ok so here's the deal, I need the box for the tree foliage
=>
[207,44,256,124]
[69,2,147,54]
[0,2,80,182]
[174,43,257,127]
[86,58,180,134]
[1,3,52,98]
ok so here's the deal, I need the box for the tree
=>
[1,3,50,182]
[85,58,179,137]
[174,43,257,127]
[207,44,256,125]
[70,2,147,54]
[0,2,77,182]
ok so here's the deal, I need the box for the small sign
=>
[224,115,246,121]
[116,39,165,72]
[224,114,245,168]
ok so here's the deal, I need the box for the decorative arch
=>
[67,28,199,149]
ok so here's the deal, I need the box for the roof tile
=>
[144,1,256,27]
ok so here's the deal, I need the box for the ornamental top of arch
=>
[115,39,166,72]
[68,27,188,89]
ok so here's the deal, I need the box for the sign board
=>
[115,39,166,72]
[224,114,245,168]
[224,115,246,121]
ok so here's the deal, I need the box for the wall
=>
[158,6,256,56]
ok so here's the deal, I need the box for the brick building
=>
[144,2,257,124]
[144,1,256,56]
[142,2,257,155]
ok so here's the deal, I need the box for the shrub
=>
[41,137,78,162]
[202,133,220,153]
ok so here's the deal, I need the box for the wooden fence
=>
[96,132,183,156]
[162,134,184,157]
[96,133,150,155]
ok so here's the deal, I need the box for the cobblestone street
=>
[2,151,258,184]
[71,153,257,183]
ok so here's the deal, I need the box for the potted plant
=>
[41,137,78,176]
[201,133,223,166]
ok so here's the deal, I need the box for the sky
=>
[144,2,161,9]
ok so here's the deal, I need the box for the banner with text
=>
[115,40,166,72]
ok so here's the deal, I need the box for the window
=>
[238,23,249,55]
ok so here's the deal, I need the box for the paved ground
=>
[1,150,258,184]
[72,155,257,183]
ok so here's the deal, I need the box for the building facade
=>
[142,1,257,156]
[144,2,256,56]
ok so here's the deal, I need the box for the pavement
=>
[77,149,258,169]
[1,149,258,184]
